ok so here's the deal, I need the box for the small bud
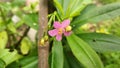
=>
[66,26,72,32]
[40,38,45,46]
[44,35,48,41]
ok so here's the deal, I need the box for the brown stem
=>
[38,0,49,68]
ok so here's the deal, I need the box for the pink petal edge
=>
[56,34,62,41]
[62,19,70,28]
[48,29,58,36]
[64,31,72,36]
[53,21,62,28]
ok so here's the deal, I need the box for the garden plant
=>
[0,0,120,68]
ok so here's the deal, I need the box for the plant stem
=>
[0,7,7,23]
[38,0,49,68]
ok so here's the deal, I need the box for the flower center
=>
[66,26,72,32]
[58,28,63,34]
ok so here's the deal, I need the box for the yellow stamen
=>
[58,28,63,34]
[66,26,72,32]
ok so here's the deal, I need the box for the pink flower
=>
[48,19,72,41]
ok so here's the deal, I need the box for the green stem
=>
[0,7,7,23]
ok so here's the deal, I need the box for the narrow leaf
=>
[53,0,92,19]
[72,3,120,29]
[53,0,64,16]
[67,34,103,68]
[51,40,64,68]
[77,33,120,52]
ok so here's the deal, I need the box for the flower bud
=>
[40,38,45,46]
[66,26,72,32]
[44,35,48,41]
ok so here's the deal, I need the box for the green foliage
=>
[0,0,38,67]
[67,34,103,68]
[99,0,120,4]
[72,2,120,29]
[53,0,92,20]
[0,59,5,68]
[64,50,84,68]
[22,13,39,30]
[109,17,120,37]
[51,40,64,68]
[7,22,17,33]
[20,37,32,55]
[7,54,38,68]
[0,31,8,49]
[77,33,120,52]
[6,45,38,68]
[1,0,120,68]
[0,49,22,65]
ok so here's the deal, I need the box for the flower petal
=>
[64,31,72,36]
[56,34,62,41]
[48,29,58,36]
[53,21,62,28]
[62,19,70,28]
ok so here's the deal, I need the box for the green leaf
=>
[12,0,25,7]
[51,40,64,68]
[53,0,64,16]
[68,0,92,18]
[105,64,120,68]
[20,37,31,55]
[0,3,11,11]
[77,33,120,52]
[53,0,92,19]
[63,55,70,68]
[72,3,120,29]
[0,59,5,68]
[64,50,84,68]
[19,56,38,68]
[6,46,38,68]
[67,34,103,68]
[6,55,38,68]
[0,31,8,49]
[0,20,6,31]
[0,49,22,65]
[22,13,38,30]
[7,22,17,33]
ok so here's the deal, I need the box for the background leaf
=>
[0,59,5,68]
[0,49,22,65]
[20,37,32,55]
[6,55,38,68]
[22,13,38,30]
[67,34,103,68]
[77,33,120,52]
[72,2,120,29]
[6,45,38,68]
[53,0,92,19]
[0,31,8,49]
[7,22,17,33]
